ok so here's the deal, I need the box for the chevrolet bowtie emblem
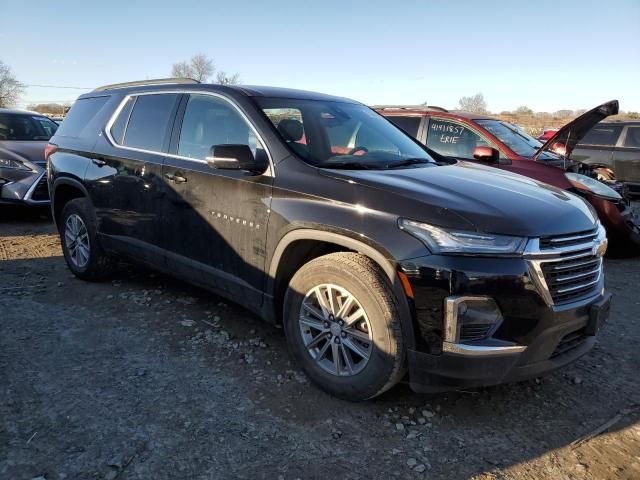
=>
[594,238,608,258]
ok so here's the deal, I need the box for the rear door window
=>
[623,126,640,148]
[123,94,180,152]
[53,96,109,138]
[579,125,623,146]
[386,116,421,137]
[426,118,488,159]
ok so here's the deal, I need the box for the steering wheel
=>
[347,146,368,155]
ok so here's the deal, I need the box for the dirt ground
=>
[1,205,639,480]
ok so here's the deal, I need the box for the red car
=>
[378,101,639,255]
[538,128,559,142]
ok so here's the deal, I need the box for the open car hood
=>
[533,100,619,161]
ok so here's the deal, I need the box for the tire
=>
[283,252,406,401]
[59,197,113,281]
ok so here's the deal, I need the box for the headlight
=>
[0,158,29,170]
[399,219,527,255]
[565,172,621,200]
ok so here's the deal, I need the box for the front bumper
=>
[0,169,50,205]
[399,247,610,392]
[408,294,609,392]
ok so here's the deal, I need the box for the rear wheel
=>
[59,198,113,280]
[283,252,406,401]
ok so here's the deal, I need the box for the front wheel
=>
[283,252,406,401]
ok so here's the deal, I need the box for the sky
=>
[2,0,639,113]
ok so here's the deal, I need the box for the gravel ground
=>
[1,205,639,480]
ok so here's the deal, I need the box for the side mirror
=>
[473,146,500,163]
[207,144,266,173]
[550,142,567,156]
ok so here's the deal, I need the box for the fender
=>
[267,228,417,349]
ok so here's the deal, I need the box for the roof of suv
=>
[89,79,358,104]
[376,106,495,122]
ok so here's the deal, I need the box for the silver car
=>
[0,108,58,205]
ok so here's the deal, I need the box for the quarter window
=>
[54,96,109,138]
[426,118,488,158]
[178,94,265,161]
[579,125,622,146]
[122,94,179,152]
[623,126,640,148]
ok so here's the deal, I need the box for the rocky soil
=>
[1,205,639,480]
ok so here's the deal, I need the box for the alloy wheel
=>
[298,284,373,376]
[64,213,90,268]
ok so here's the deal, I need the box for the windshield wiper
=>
[385,158,432,169]
[322,161,378,170]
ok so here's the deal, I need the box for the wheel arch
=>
[266,229,416,349]
[51,178,90,230]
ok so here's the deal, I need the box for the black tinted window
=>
[109,97,135,145]
[623,126,640,148]
[0,113,58,141]
[178,94,264,161]
[387,116,421,137]
[124,94,179,152]
[55,96,109,137]
[579,125,622,146]
[426,118,488,158]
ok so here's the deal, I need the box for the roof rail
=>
[373,105,449,113]
[92,78,200,92]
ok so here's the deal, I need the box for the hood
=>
[0,140,48,166]
[533,100,619,161]
[321,162,597,237]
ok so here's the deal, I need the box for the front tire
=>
[59,198,113,281]
[283,252,406,401]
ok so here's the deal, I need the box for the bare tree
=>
[171,54,214,82]
[171,61,192,79]
[215,71,241,85]
[171,54,240,84]
[514,106,534,116]
[457,93,487,113]
[0,60,24,108]
[189,54,214,82]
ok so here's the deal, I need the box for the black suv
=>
[48,79,611,400]
[573,121,640,195]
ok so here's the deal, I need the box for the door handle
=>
[92,158,106,167]
[165,173,187,184]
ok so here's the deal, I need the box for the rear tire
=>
[59,198,113,281]
[283,252,406,401]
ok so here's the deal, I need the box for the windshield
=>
[0,113,59,141]
[475,119,543,157]
[255,98,436,169]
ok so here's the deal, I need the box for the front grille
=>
[459,324,493,341]
[31,174,49,201]
[527,227,604,306]
[551,329,587,359]
[540,250,601,304]
[539,228,598,249]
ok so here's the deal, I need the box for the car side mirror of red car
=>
[550,142,567,156]
[473,146,500,163]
